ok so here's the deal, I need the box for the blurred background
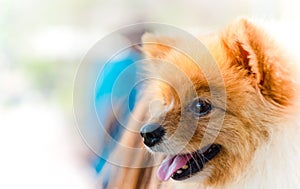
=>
[0,0,299,188]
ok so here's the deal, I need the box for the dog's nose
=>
[140,123,165,147]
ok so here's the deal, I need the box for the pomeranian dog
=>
[139,18,300,188]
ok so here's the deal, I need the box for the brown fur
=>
[141,18,298,187]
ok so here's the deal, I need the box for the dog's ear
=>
[222,18,294,106]
[141,33,175,58]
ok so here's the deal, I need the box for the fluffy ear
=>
[141,33,175,58]
[222,18,294,106]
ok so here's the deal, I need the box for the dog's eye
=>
[189,98,211,116]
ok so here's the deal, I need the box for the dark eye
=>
[189,98,211,116]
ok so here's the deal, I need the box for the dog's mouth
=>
[157,144,222,181]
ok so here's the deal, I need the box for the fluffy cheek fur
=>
[201,114,269,186]
[141,18,297,187]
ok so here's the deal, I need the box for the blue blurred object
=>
[93,48,141,174]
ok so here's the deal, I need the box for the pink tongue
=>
[157,154,192,181]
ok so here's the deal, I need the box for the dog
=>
[139,18,300,188]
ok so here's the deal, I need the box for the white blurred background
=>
[0,0,299,188]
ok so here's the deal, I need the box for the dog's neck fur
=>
[171,119,300,189]
[208,118,300,189]
[227,122,300,189]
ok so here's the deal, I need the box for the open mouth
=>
[157,144,222,181]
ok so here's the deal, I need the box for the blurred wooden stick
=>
[98,97,173,189]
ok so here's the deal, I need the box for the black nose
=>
[140,123,165,147]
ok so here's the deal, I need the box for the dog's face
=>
[140,19,297,187]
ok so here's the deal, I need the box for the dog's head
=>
[140,19,297,187]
